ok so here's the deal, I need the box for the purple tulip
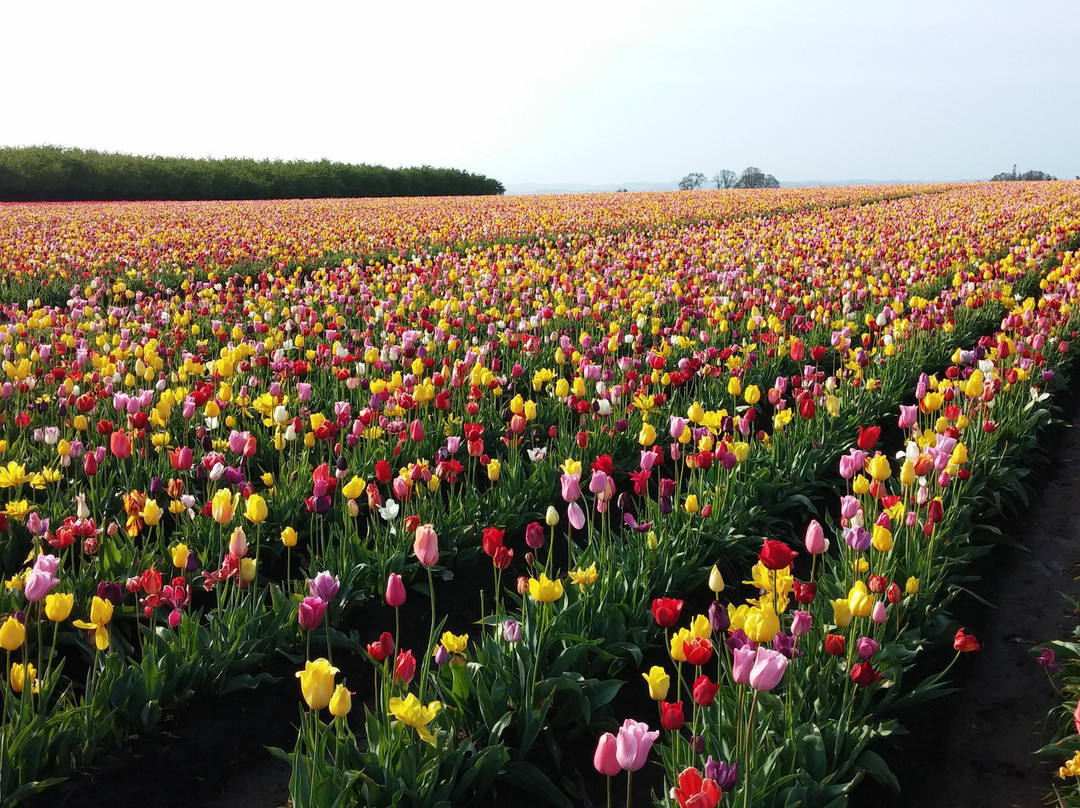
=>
[708,600,729,633]
[308,571,341,602]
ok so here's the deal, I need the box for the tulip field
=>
[2,181,1080,807]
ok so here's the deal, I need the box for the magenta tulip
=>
[385,573,406,607]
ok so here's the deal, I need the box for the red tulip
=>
[692,675,721,707]
[758,539,796,571]
[857,425,881,450]
[682,637,713,666]
[651,597,684,627]
[850,661,883,686]
[395,649,416,684]
[671,766,721,808]
[660,700,685,731]
[824,634,846,656]
[482,527,505,557]
[953,627,981,653]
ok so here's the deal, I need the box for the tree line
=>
[990,165,1058,182]
[679,167,779,190]
[0,146,506,201]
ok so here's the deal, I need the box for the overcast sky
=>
[3,0,1077,186]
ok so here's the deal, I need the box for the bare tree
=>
[712,169,737,189]
[679,172,707,191]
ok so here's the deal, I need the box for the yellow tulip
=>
[642,666,671,701]
[171,543,190,569]
[10,662,37,695]
[744,385,761,405]
[0,616,26,651]
[847,582,873,618]
[684,494,699,514]
[905,576,920,595]
[708,565,725,593]
[528,574,564,603]
[329,683,353,718]
[743,604,780,643]
[211,489,235,525]
[281,527,298,548]
[669,628,691,663]
[831,598,853,629]
[142,498,164,527]
[45,592,74,622]
[486,459,501,482]
[296,658,339,710]
[638,422,657,447]
[867,454,891,481]
[341,476,365,500]
[244,493,268,524]
[388,693,441,746]
[440,631,469,655]
[871,525,893,553]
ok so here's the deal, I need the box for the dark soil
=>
[851,399,1080,808]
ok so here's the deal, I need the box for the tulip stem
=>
[625,770,633,808]
[606,775,612,808]
[743,690,759,808]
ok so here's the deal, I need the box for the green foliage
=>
[0,146,505,201]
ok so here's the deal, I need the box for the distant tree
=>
[712,169,737,189]
[679,172,707,191]
[990,165,1056,182]
[733,166,780,189]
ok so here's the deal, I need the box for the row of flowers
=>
[0,186,1078,805]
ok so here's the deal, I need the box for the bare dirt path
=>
[855,399,1080,807]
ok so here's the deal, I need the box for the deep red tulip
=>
[692,675,721,707]
[660,701,685,731]
[651,597,684,628]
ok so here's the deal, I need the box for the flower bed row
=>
[0,184,1079,806]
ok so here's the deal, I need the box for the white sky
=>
[2,0,1077,185]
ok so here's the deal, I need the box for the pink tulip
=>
[615,719,659,772]
[593,732,621,777]
[588,470,609,495]
[414,524,439,567]
[732,645,755,685]
[804,520,826,554]
[839,495,860,520]
[385,573,406,607]
[560,473,581,503]
[749,647,789,692]
[898,405,918,430]
[298,596,327,631]
[409,419,424,442]
[567,501,586,531]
